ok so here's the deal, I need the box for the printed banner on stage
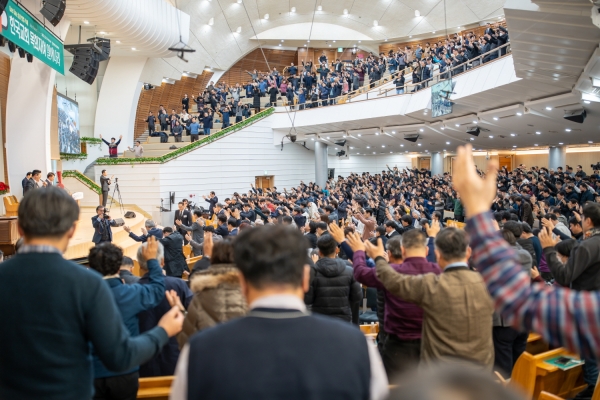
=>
[0,0,64,74]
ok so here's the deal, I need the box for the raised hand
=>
[346,232,366,252]
[364,237,386,260]
[452,144,498,218]
[328,222,345,243]
[123,226,131,233]
[157,305,184,337]
[538,227,558,249]
[203,231,213,258]
[425,221,440,238]
[142,236,159,260]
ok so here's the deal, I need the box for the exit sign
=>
[338,47,343,52]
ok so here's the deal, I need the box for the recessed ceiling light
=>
[535,131,541,135]
[418,143,422,146]
[116,40,121,44]
[373,152,376,154]
[392,131,396,134]
[99,31,106,34]
[405,150,408,153]
[565,128,571,132]
[559,142,564,145]
[343,9,348,15]
[432,31,436,34]
[358,134,361,136]
[317,5,322,11]
[350,147,354,149]
[516,112,522,116]
[534,144,538,146]
[373,20,378,27]
[343,134,347,138]
[440,127,445,130]
[311,138,314,141]
[208,17,214,25]
[264,13,269,19]
[513,145,517,148]
[131,47,136,50]
[291,6,296,12]
[307,40,310,43]
[326,136,330,139]
[409,35,412,38]
[333,40,336,43]
[335,147,338,150]
[415,10,420,17]
[493,117,498,121]
[589,141,593,144]
[385,38,388,41]
[510,133,516,136]
[367,146,370,148]
[419,128,424,132]
[279,44,282,46]
[83,21,89,24]
[489,135,494,138]
[328,44,331,47]
[446,141,450,145]
[401,144,404,147]
[357,152,360,154]
[375,132,379,135]
[545,107,553,111]
[455,124,460,127]
[584,100,591,104]
[469,138,474,141]
[358,40,361,43]
[382,145,385,148]
[237,0,242,3]
[473,120,478,124]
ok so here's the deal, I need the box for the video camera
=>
[591,162,600,170]
[103,208,111,220]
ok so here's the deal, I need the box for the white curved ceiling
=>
[254,23,375,41]
[64,0,190,58]
[138,0,505,84]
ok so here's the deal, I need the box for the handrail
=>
[96,108,275,165]
[278,42,511,111]
[62,170,102,195]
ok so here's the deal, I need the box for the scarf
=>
[584,227,600,240]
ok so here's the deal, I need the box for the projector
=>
[564,109,587,124]
[467,127,481,136]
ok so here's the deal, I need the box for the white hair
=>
[136,241,164,270]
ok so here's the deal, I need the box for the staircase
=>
[83,161,97,180]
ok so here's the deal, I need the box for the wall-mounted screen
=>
[431,79,455,118]
[57,93,81,154]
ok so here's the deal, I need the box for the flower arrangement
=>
[0,182,9,195]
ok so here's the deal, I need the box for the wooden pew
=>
[360,323,379,341]
[137,376,173,399]
[527,332,549,355]
[538,392,564,400]
[510,349,587,400]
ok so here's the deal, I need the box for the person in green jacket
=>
[454,193,464,222]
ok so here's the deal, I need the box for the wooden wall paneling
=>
[0,53,10,183]
[378,23,506,55]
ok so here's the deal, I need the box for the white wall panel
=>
[329,154,411,177]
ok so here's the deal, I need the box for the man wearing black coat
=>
[92,205,118,245]
[159,228,188,278]
[203,191,218,215]
[174,202,192,244]
[306,235,362,324]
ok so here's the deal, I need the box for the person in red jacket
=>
[100,134,122,158]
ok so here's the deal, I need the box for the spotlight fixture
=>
[317,5,322,11]
[446,141,450,145]
[535,131,541,135]
[17,47,25,58]
[83,21,89,24]
[237,0,242,3]
[516,112,522,116]
[236,26,241,33]
[208,17,214,25]
[415,9,420,17]
[510,133,516,136]
[291,6,296,12]
[8,41,16,53]
[493,117,498,120]
[263,13,269,19]
[558,142,564,145]
[545,106,553,111]
[0,36,5,47]
[343,8,348,15]
[373,20,378,27]
[26,52,33,63]
[565,128,571,132]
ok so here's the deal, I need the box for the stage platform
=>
[64,204,155,260]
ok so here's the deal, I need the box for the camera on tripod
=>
[591,163,600,170]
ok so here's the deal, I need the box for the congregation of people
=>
[139,23,509,145]
[4,142,600,400]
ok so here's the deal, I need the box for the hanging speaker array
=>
[40,0,66,26]
[64,38,111,85]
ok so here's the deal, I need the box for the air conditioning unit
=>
[337,145,350,159]
[564,109,587,124]
[403,134,420,143]
[467,127,481,136]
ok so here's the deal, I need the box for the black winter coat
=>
[305,258,362,324]
[160,231,188,277]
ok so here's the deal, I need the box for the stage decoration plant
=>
[60,152,88,161]
[62,170,102,194]
[0,182,9,195]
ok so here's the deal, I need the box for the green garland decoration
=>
[96,107,275,165]
[60,152,88,161]
[80,137,102,144]
[62,170,102,194]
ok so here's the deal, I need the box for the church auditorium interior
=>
[2,0,600,399]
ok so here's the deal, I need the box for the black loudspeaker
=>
[403,134,420,143]
[40,0,66,26]
[564,109,586,124]
[124,211,136,219]
[112,218,125,227]
[68,46,100,85]
[0,0,8,14]
[467,127,481,136]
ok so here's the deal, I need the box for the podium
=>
[0,217,20,256]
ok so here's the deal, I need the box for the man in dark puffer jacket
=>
[306,234,362,324]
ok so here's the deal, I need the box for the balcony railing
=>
[277,43,511,111]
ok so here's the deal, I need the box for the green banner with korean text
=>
[0,0,64,74]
